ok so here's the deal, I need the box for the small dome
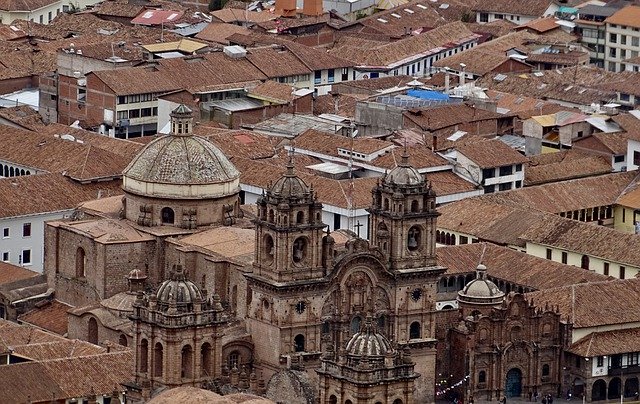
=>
[123,134,239,186]
[346,319,393,357]
[155,265,203,311]
[385,150,424,186]
[269,159,309,199]
[458,264,505,305]
[127,268,147,280]
[101,292,137,313]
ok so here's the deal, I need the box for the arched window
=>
[294,334,305,352]
[201,343,212,376]
[479,370,487,383]
[3,166,7,177]
[581,255,590,270]
[228,350,239,369]
[264,234,275,261]
[140,339,148,373]
[268,209,275,222]
[9,167,14,177]
[407,226,421,251]
[436,230,441,243]
[393,400,403,404]
[329,396,337,404]
[411,200,419,212]
[345,400,353,404]
[88,317,98,344]
[118,334,128,347]
[451,234,456,245]
[181,345,193,378]
[322,320,330,334]
[25,170,30,175]
[542,364,550,376]
[296,211,304,224]
[351,316,362,334]
[154,342,163,377]
[20,169,25,175]
[383,198,389,210]
[161,207,175,224]
[409,321,421,339]
[76,247,86,278]
[292,237,307,263]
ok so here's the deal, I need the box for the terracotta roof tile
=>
[438,243,610,290]
[294,129,395,156]
[0,173,122,218]
[0,261,38,285]
[481,171,638,213]
[247,80,297,103]
[19,300,72,336]
[569,327,640,357]
[517,16,563,33]
[456,138,528,168]
[403,103,506,132]
[195,22,251,44]
[0,0,56,12]
[525,150,612,186]
[605,5,640,29]
[527,278,640,328]
[210,8,276,24]
[473,0,555,17]
[93,0,145,18]
[519,214,640,267]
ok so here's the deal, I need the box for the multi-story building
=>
[575,4,616,68]
[473,0,558,25]
[604,5,640,72]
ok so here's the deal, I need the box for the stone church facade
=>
[38,105,567,403]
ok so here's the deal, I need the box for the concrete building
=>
[604,5,640,73]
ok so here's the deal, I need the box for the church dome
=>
[122,105,239,199]
[346,319,393,357]
[458,264,505,305]
[269,159,310,199]
[155,265,203,311]
[385,150,424,186]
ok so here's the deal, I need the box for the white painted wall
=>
[0,210,71,273]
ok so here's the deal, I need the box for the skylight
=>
[377,18,388,23]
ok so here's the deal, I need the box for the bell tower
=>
[368,149,439,271]
[253,157,327,282]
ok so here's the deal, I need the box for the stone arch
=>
[292,236,308,263]
[154,342,163,377]
[180,345,193,379]
[329,396,337,404]
[625,377,638,398]
[140,338,148,373]
[76,247,86,278]
[609,377,622,399]
[118,334,128,347]
[411,199,419,212]
[296,211,304,224]
[161,207,175,224]
[87,317,98,344]
[592,379,607,401]
[201,342,212,376]
[393,400,403,404]
[294,334,305,352]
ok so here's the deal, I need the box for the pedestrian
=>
[534,392,539,402]
[548,394,553,404]
[542,396,547,404]
[501,396,507,404]
[529,391,533,402]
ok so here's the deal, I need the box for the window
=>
[460,235,468,244]
[484,184,495,194]
[479,12,488,22]
[141,108,152,117]
[409,321,421,339]
[129,109,140,118]
[140,93,152,102]
[515,180,522,188]
[581,255,590,270]
[342,68,348,81]
[495,13,504,19]
[22,223,31,237]
[614,155,625,163]
[2,228,8,238]
[546,248,552,260]
[634,151,640,167]
[2,252,8,262]
[161,207,175,224]
[499,165,513,176]
[77,88,86,103]
[314,71,321,85]
[604,262,609,276]
[21,249,31,265]
[478,370,486,383]
[623,208,626,223]
[620,266,626,279]
[610,47,617,58]
[597,356,604,367]
[610,33,617,43]
[620,93,630,102]
[39,15,43,24]
[633,36,639,47]
[294,334,305,352]
[117,110,128,120]
[515,163,523,172]
[542,364,550,376]
[63,4,69,11]
[48,11,52,22]
[561,251,568,264]
[482,168,495,179]
[621,35,627,45]
[499,182,512,191]
[328,69,335,83]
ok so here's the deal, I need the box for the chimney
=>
[275,0,297,17]
[444,68,450,93]
[302,0,323,16]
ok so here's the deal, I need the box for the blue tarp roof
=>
[406,89,450,101]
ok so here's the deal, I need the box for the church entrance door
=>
[505,368,522,398]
